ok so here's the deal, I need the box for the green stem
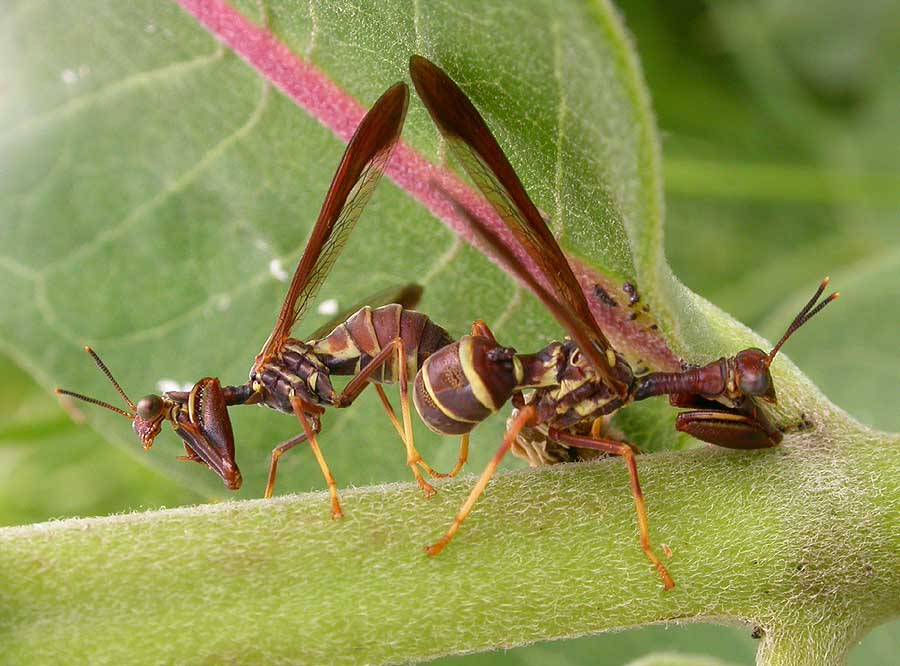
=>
[1,426,897,665]
[759,623,851,666]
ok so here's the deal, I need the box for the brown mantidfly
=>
[57,82,457,514]
[407,55,838,590]
[632,277,838,448]
[57,348,247,490]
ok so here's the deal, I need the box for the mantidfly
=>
[631,277,838,448]
[57,349,247,491]
[57,82,457,515]
[407,55,838,589]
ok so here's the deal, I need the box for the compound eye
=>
[739,367,771,397]
[733,348,769,395]
[136,394,164,420]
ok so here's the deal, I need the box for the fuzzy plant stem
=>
[0,428,897,665]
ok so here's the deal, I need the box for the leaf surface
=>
[0,0,680,497]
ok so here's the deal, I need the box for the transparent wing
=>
[409,56,624,393]
[254,82,409,372]
[438,186,628,394]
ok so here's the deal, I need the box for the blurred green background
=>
[1,0,897,664]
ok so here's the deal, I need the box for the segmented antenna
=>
[54,347,137,418]
[84,346,136,410]
[766,277,840,365]
[55,388,134,419]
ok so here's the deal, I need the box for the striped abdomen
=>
[413,335,520,435]
[310,304,453,383]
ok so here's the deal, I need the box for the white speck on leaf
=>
[61,66,90,85]
[157,379,194,393]
[317,299,339,316]
[269,259,289,282]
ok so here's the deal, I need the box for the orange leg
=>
[446,434,470,477]
[426,406,537,557]
[420,433,470,479]
[373,384,445,483]
[264,431,311,499]
[338,338,436,497]
[373,383,408,441]
[290,398,343,519]
[550,428,674,591]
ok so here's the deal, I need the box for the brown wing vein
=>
[409,56,623,392]
[437,187,627,392]
[253,82,409,372]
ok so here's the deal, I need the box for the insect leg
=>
[675,409,781,449]
[263,431,311,499]
[445,434,470,478]
[425,433,471,479]
[393,336,438,496]
[670,395,781,449]
[373,384,449,481]
[290,398,343,519]
[549,428,674,590]
[336,339,437,497]
[426,405,538,557]
[373,383,405,439]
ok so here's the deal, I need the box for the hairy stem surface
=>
[1,426,897,665]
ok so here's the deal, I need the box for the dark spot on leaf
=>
[622,281,640,306]
[593,284,618,308]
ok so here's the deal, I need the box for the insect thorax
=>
[255,340,337,414]
[523,340,633,429]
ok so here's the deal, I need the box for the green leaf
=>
[0,357,201,527]
[0,0,676,499]
[2,1,898,664]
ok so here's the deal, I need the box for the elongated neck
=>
[164,382,254,407]
[221,383,254,406]
[633,358,727,401]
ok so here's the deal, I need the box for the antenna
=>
[55,347,136,418]
[84,346,136,410]
[766,277,839,366]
